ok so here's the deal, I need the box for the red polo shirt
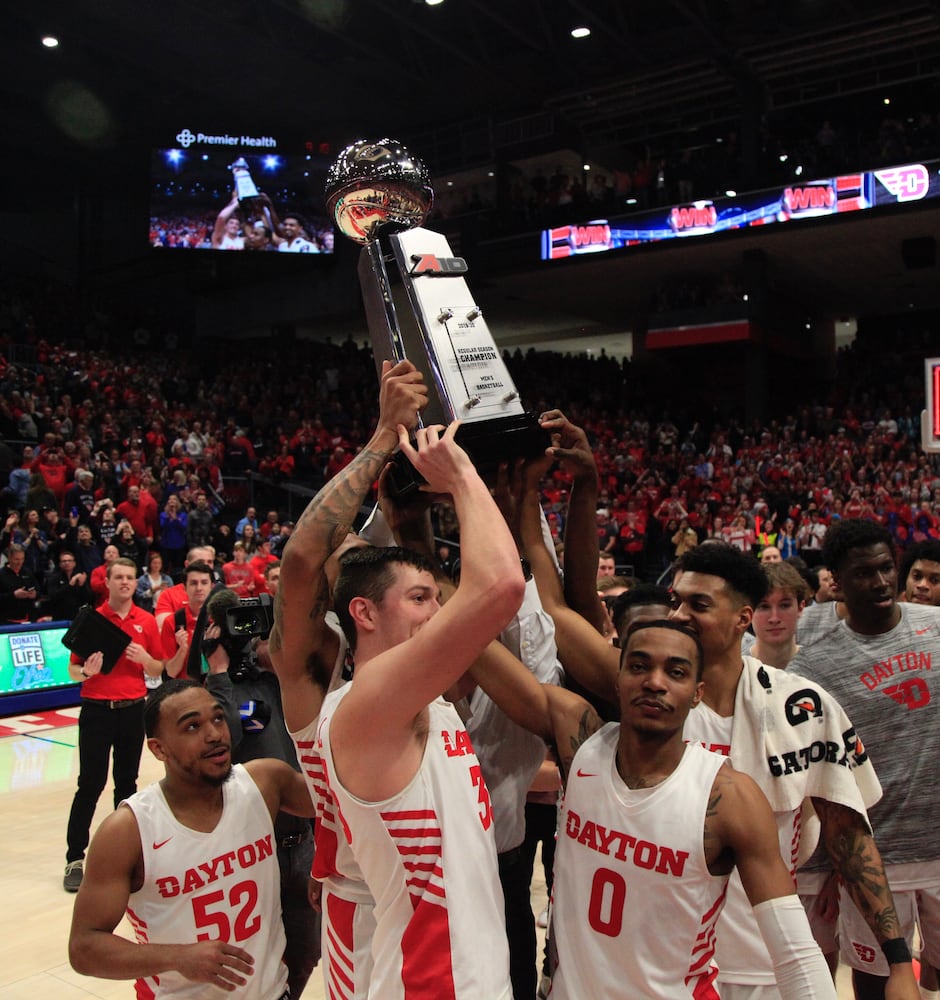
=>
[159,602,199,659]
[70,601,162,701]
[154,582,187,621]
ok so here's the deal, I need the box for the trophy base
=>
[387,412,550,499]
[455,411,551,470]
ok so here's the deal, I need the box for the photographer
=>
[197,587,319,999]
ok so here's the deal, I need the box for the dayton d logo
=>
[785,688,823,725]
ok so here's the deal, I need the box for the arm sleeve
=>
[752,896,837,1000]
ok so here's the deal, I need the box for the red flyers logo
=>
[883,677,931,711]
[851,941,877,964]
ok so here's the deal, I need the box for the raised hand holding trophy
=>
[325,139,547,490]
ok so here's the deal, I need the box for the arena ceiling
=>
[6,0,937,174]
[3,0,940,330]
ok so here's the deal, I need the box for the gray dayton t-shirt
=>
[788,602,940,866]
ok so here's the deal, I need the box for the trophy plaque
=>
[325,138,547,479]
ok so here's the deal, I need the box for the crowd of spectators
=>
[148,211,334,252]
[1,273,940,620]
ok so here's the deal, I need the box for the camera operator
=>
[198,587,319,999]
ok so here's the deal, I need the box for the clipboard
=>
[62,604,131,674]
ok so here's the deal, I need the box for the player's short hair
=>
[610,584,672,637]
[898,539,940,591]
[145,677,202,737]
[263,560,281,579]
[621,618,705,680]
[822,519,895,574]
[674,542,768,607]
[333,546,436,651]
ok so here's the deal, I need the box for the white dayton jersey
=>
[320,695,512,1000]
[292,684,375,1000]
[683,704,798,987]
[278,237,318,252]
[551,726,729,1000]
[124,764,287,1000]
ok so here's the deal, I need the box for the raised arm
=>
[813,798,918,999]
[258,192,284,245]
[69,808,254,988]
[269,359,427,732]
[210,192,240,249]
[518,456,619,705]
[538,409,607,633]
[330,422,525,800]
[375,463,439,562]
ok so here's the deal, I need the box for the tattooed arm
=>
[703,762,796,899]
[813,798,918,999]
[708,765,838,999]
[546,686,604,782]
[269,359,428,732]
[468,639,603,783]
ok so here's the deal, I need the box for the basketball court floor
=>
[0,707,857,999]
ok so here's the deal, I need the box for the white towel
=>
[730,657,882,863]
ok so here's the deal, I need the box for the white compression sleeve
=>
[752,895,837,1000]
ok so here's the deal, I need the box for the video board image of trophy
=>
[325,138,547,488]
[228,156,268,229]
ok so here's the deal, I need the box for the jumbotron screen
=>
[542,160,940,260]
[149,125,335,254]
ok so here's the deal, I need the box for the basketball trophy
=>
[229,156,268,227]
[229,156,260,203]
[325,138,547,488]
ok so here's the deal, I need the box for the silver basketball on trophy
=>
[326,138,547,494]
[325,138,434,245]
